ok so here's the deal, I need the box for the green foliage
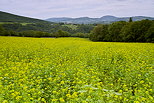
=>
[120,22,133,42]
[54,30,70,37]
[72,33,90,38]
[0,25,5,35]
[121,20,153,42]
[1,22,94,38]
[62,24,78,30]
[2,23,22,31]
[19,30,51,37]
[90,24,109,41]
[145,22,154,42]
[107,21,127,41]
[90,20,154,42]
[76,24,94,33]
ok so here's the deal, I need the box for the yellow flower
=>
[145,91,149,94]
[23,86,28,90]
[52,91,57,94]
[52,99,58,102]
[134,101,140,103]
[119,90,123,93]
[66,94,71,98]
[149,89,152,92]
[11,93,16,98]
[48,77,52,81]
[87,96,91,98]
[82,100,88,103]
[2,100,8,103]
[60,81,65,84]
[16,96,22,100]
[41,98,46,103]
[149,96,153,100]
[140,80,144,84]
[59,98,65,102]
[72,92,78,98]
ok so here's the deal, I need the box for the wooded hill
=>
[0,11,50,23]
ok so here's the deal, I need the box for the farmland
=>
[0,36,154,103]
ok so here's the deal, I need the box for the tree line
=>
[90,19,154,42]
[0,23,94,38]
[0,19,154,42]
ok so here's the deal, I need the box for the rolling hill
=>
[1,11,153,24]
[46,15,154,24]
[0,11,50,23]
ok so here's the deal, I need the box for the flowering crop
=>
[0,36,154,103]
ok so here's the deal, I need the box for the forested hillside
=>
[0,11,49,23]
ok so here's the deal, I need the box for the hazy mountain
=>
[0,11,50,23]
[47,17,73,22]
[46,15,154,24]
[0,11,153,24]
[100,15,118,21]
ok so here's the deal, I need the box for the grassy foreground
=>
[0,36,154,103]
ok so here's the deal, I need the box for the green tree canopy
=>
[90,24,109,41]
[107,21,127,41]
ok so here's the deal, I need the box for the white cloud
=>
[0,0,154,19]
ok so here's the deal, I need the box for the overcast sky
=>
[0,0,154,19]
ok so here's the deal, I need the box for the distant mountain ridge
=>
[0,11,50,23]
[0,11,153,24]
[46,15,154,24]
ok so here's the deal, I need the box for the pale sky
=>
[0,0,154,19]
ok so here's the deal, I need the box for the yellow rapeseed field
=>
[0,36,153,103]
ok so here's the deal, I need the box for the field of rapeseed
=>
[0,36,153,103]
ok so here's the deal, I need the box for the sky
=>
[0,0,154,19]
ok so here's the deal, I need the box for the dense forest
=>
[0,22,94,37]
[0,19,154,42]
[90,19,154,42]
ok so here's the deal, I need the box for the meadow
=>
[0,36,153,103]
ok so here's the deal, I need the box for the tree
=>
[120,22,133,42]
[120,20,152,42]
[0,25,5,36]
[145,22,154,42]
[107,21,127,41]
[129,17,133,22]
[89,24,109,41]
[54,30,70,37]
[73,32,89,38]
[76,24,94,33]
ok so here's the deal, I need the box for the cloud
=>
[0,0,154,19]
